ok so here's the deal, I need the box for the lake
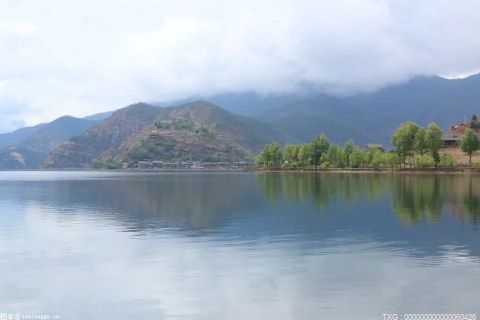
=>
[0,171,479,319]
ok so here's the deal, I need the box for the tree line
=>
[256,121,462,170]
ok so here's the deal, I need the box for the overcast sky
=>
[1,0,480,132]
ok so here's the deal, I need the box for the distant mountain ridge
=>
[163,74,480,145]
[0,116,99,169]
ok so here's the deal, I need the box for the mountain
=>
[345,74,480,130]
[83,110,114,121]
[0,116,98,169]
[156,74,480,146]
[191,74,480,146]
[261,94,374,145]
[44,101,284,168]
[0,123,47,149]
[155,91,305,117]
[44,103,164,168]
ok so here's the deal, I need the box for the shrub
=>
[439,154,455,168]
[414,154,435,168]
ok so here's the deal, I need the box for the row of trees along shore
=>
[256,122,474,170]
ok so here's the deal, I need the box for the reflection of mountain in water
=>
[2,173,262,232]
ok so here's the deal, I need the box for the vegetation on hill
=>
[43,103,167,168]
[45,101,284,169]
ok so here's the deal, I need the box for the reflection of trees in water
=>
[391,175,480,225]
[258,173,480,224]
[257,173,392,208]
[458,176,480,224]
[391,175,446,225]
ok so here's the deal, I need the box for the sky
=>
[1,0,480,132]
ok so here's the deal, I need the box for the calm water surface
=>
[0,171,479,319]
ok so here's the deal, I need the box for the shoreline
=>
[253,167,480,175]
[1,167,479,175]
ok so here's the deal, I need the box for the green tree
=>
[349,148,366,168]
[258,142,283,169]
[343,140,355,167]
[365,145,383,167]
[327,144,339,165]
[439,154,454,168]
[425,123,443,167]
[310,134,330,167]
[298,143,312,167]
[371,151,383,169]
[460,128,480,168]
[414,128,427,156]
[336,148,346,168]
[283,143,299,168]
[391,122,422,168]
[383,152,400,169]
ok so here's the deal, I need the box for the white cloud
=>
[1,0,480,131]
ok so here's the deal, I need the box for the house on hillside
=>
[442,115,480,147]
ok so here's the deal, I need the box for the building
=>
[442,116,480,147]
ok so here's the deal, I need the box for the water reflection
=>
[257,172,391,205]
[257,173,480,225]
[0,172,261,232]
[0,171,479,319]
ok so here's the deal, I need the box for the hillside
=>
[44,101,284,168]
[261,95,373,145]
[165,74,480,145]
[44,103,165,168]
[262,74,480,145]
[0,116,98,169]
[0,123,47,149]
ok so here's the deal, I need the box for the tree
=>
[258,142,283,169]
[371,151,383,169]
[343,140,355,167]
[365,145,381,166]
[327,144,339,165]
[460,128,480,169]
[310,134,330,167]
[298,143,312,167]
[413,129,427,156]
[470,114,479,129]
[283,143,299,168]
[391,122,422,168]
[349,148,365,168]
[383,152,401,169]
[336,148,346,168]
[425,123,443,167]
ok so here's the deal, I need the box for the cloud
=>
[1,0,480,131]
